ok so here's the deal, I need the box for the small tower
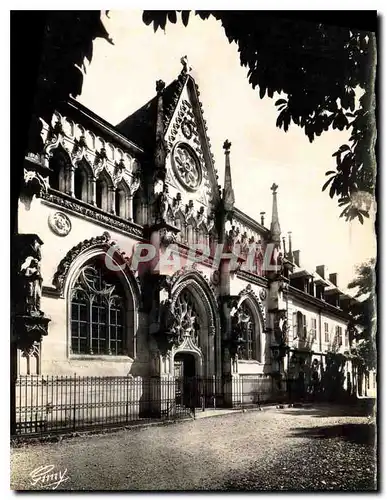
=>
[270,183,281,245]
[222,139,235,216]
[153,79,167,183]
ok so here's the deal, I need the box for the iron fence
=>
[13,374,277,438]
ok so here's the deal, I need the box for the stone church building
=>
[12,60,372,427]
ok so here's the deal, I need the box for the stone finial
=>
[180,55,192,75]
[156,80,165,94]
[222,139,235,212]
[260,211,266,226]
[270,182,281,244]
[223,139,232,153]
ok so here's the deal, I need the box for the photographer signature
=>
[29,465,70,490]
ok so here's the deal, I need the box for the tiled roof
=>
[115,77,185,151]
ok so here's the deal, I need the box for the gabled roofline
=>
[233,207,270,237]
[65,98,144,155]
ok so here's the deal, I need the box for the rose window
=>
[172,143,202,191]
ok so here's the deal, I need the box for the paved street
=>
[10,404,376,491]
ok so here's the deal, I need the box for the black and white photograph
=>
[9,8,377,492]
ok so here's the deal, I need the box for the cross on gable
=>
[223,140,232,152]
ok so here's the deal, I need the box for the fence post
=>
[73,374,77,431]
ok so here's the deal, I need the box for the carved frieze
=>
[41,191,143,238]
[39,112,142,195]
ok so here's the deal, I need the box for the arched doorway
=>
[174,352,198,408]
[174,352,196,378]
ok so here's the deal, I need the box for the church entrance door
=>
[174,352,198,408]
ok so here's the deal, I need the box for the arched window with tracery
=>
[240,302,256,360]
[232,300,259,361]
[70,259,127,356]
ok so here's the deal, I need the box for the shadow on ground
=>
[277,401,376,419]
[289,423,375,446]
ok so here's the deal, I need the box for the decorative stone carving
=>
[155,185,171,224]
[12,234,51,352]
[171,192,183,218]
[181,119,193,140]
[210,270,220,287]
[41,117,64,168]
[196,206,206,227]
[20,169,49,209]
[48,211,72,237]
[237,284,267,327]
[172,143,202,192]
[21,341,40,359]
[113,158,125,187]
[129,172,141,196]
[53,231,112,293]
[185,200,195,222]
[94,147,109,178]
[17,237,43,316]
[160,227,178,246]
[180,55,192,75]
[41,191,143,238]
[273,310,289,346]
[229,300,251,358]
[155,287,202,355]
[71,135,88,166]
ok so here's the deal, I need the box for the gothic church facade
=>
[14,61,371,411]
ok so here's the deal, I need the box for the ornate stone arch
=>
[166,267,221,376]
[238,284,266,327]
[59,233,142,359]
[52,231,141,303]
[74,157,94,203]
[236,284,267,362]
[48,143,72,192]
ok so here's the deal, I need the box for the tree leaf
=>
[181,11,190,27]
[322,176,335,192]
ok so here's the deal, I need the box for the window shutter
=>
[303,314,307,340]
[297,311,303,339]
[292,312,297,339]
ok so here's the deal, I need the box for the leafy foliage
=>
[142,11,376,222]
[347,259,376,369]
[28,11,112,154]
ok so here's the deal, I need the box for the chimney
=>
[282,236,287,256]
[287,232,293,263]
[260,212,265,226]
[329,273,338,286]
[316,265,326,279]
[293,250,300,267]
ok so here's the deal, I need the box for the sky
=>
[77,10,376,292]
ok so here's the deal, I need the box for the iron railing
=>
[13,374,277,438]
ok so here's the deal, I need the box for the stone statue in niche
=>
[185,200,195,222]
[226,226,239,249]
[18,237,44,316]
[156,185,170,224]
[274,310,288,344]
[171,192,183,217]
